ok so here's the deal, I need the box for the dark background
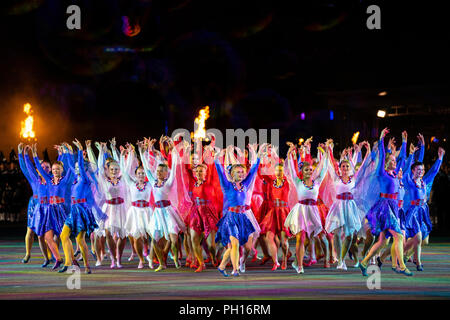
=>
[0,0,449,232]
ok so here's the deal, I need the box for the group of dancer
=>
[18,128,445,277]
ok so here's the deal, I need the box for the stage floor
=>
[1,239,450,300]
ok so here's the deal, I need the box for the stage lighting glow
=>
[377,110,386,118]
[378,91,387,96]
[330,110,334,120]
[300,113,305,120]
[298,138,304,145]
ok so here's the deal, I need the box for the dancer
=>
[59,139,107,273]
[32,143,73,270]
[18,143,50,264]
[403,147,445,270]
[324,140,370,270]
[284,141,329,274]
[120,143,153,269]
[139,138,187,271]
[215,144,263,277]
[359,128,413,276]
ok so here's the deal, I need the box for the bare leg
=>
[169,233,180,268]
[105,230,117,267]
[116,237,126,267]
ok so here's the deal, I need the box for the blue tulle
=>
[26,197,38,229]
[366,198,402,238]
[31,203,67,236]
[64,204,99,237]
[398,208,406,231]
[215,210,256,246]
[404,205,432,239]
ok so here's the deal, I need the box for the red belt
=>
[132,200,150,208]
[155,200,171,208]
[40,196,48,204]
[410,199,426,206]
[380,193,398,200]
[106,197,124,205]
[398,200,404,208]
[228,205,250,213]
[71,198,87,205]
[336,192,354,200]
[33,195,38,199]
[299,199,317,206]
[49,196,65,204]
[194,198,210,206]
[273,199,288,207]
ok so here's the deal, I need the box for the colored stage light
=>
[377,110,386,118]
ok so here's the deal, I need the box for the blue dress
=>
[214,158,260,246]
[64,150,105,236]
[18,153,39,229]
[403,158,442,239]
[24,155,50,237]
[35,154,75,236]
[365,137,403,238]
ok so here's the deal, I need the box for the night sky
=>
[1,0,449,159]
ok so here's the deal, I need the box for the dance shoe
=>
[398,267,414,276]
[128,253,135,262]
[416,265,424,271]
[58,266,69,273]
[204,257,211,264]
[90,250,97,260]
[271,262,280,271]
[324,262,331,268]
[85,268,92,274]
[22,256,30,264]
[49,257,56,263]
[359,263,368,276]
[95,261,102,267]
[72,259,80,268]
[251,249,259,263]
[353,262,360,268]
[155,265,164,272]
[146,256,154,269]
[175,260,181,269]
[336,261,347,270]
[138,261,144,269]
[195,264,206,273]
[281,260,287,270]
[292,260,299,273]
[259,256,271,265]
[376,257,383,269]
[239,256,246,273]
[117,262,123,269]
[297,266,304,274]
[52,259,63,270]
[231,271,240,277]
[217,267,229,277]
[74,250,81,258]
[110,260,116,269]
[41,260,50,268]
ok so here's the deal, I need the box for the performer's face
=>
[108,163,120,178]
[194,166,207,181]
[340,162,351,175]
[41,162,51,174]
[413,165,425,179]
[156,165,168,180]
[232,166,246,183]
[302,164,313,179]
[275,165,284,179]
[386,155,397,170]
[136,167,146,182]
[52,164,63,178]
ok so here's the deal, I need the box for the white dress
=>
[120,151,153,238]
[324,177,363,236]
[141,149,186,242]
[284,151,328,237]
[94,148,129,239]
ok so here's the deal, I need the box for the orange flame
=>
[20,103,36,140]
[193,106,210,140]
[352,132,360,145]
[298,138,304,145]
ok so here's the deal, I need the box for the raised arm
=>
[18,145,33,186]
[376,128,389,177]
[119,149,134,185]
[242,157,261,188]
[23,149,40,184]
[32,144,52,184]
[85,140,98,172]
[139,142,156,185]
[423,148,445,185]
[313,146,329,185]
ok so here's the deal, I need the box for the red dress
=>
[188,180,219,238]
[259,176,291,237]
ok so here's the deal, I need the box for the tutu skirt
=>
[149,205,186,242]
[404,205,432,239]
[31,203,67,236]
[260,206,291,237]
[284,203,323,237]
[26,196,38,229]
[99,203,128,238]
[124,206,152,238]
[65,203,99,237]
[215,210,256,246]
[325,199,363,237]
[366,198,402,238]
[188,204,219,238]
